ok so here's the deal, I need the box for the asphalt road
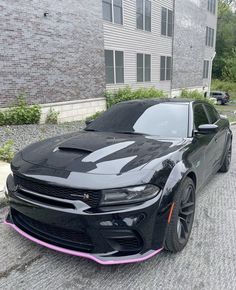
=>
[1,127,236,290]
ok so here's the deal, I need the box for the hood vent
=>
[58,147,93,154]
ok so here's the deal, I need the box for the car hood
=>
[17,131,187,176]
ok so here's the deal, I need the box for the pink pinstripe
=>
[4,220,163,265]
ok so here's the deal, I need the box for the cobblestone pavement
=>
[0,127,236,290]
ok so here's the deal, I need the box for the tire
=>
[219,141,232,173]
[165,177,195,253]
[217,99,223,105]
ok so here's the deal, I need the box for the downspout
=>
[208,0,218,97]
[207,51,216,97]
[170,0,176,98]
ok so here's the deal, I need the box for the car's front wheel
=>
[165,177,195,253]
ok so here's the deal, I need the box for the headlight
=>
[100,184,160,206]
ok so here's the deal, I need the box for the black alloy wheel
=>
[177,184,195,244]
[165,177,196,253]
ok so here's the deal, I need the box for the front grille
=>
[14,175,101,208]
[12,210,94,252]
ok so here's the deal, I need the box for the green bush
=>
[106,86,165,108]
[85,111,104,123]
[0,140,14,162]
[45,108,59,124]
[180,89,215,105]
[181,89,205,99]
[0,96,41,126]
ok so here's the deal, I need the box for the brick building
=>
[0,0,217,122]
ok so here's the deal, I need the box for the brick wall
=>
[0,0,105,108]
[172,0,208,90]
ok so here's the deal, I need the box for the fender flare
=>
[158,160,197,215]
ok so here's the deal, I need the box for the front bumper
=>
[5,176,169,265]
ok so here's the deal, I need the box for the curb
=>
[0,161,10,205]
[230,122,236,126]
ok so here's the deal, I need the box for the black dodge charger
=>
[4,99,232,265]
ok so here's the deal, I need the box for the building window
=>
[137,53,151,82]
[206,26,214,47]
[102,0,123,25]
[136,0,151,32]
[105,50,124,84]
[203,60,209,79]
[207,0,216,14]
[160,56,172,81]
[161,7,173,37]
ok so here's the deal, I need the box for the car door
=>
[203,103,227,169]
[192,103,217,184]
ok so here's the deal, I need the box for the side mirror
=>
[85,119,93,126]
[197,124,218,134]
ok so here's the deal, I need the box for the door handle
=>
[214,137,218,142]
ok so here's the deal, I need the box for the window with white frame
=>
[105,50,124,84]
[203,60,209,79]
[136,0,151,32]
[137,53,151,82]
[160,56,172,81]
[161,7,173,37]
[206,26,214,47]
[102,0,123,25]
[207,0,216,14]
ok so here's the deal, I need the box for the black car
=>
[210,91,230,105]
[4,99,232,265]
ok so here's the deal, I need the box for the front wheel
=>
[219,141,232,173]
[165,177,195,253]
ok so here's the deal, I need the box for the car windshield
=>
[86,102,189,138]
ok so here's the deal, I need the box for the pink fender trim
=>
[4,220,163,265]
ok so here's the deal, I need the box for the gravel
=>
[0,121,85,153]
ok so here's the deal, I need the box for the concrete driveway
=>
[0,127,236,290]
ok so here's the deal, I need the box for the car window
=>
[86,102,189,138]
[204,104,219,124]
[194,104,209,128]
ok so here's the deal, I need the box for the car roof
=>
[119,98,208,105]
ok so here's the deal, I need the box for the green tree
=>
[222,48,236,81]
[213,0,236,79]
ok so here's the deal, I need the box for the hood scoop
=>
[58,146,93,154]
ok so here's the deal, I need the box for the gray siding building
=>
[0,0,217,122]
[103,0,217,96]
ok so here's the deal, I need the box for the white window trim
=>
[103,0,124,26]
[160,55,172,82]
[105,49,125,84]
[136,53,152,83]
[203,60,210,79]
[136,0,152,32]
[161,7,173,38]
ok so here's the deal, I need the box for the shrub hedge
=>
[0,96,41,126]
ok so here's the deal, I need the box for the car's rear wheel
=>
[164,177,195,253]
[219,141,232,173]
